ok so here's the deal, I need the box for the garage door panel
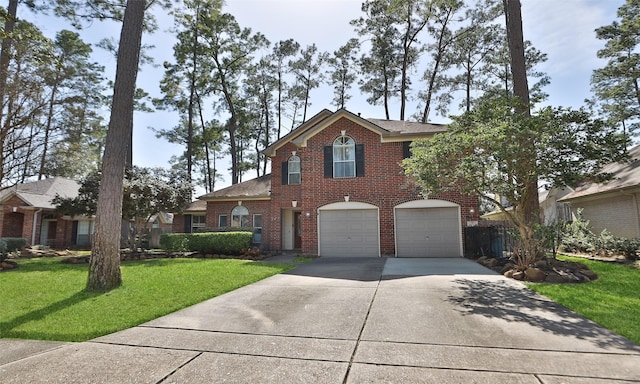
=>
[319,209,379,257]
[395,207,461,258]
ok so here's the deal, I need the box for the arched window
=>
[288,155,301,184]
[231,205,249,227]
[333,136,355,178]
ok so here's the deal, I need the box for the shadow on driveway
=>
[448,277,640,352]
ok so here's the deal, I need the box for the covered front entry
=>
[395,200,462,258]
[318,202,379,257]
[281,209,302,251]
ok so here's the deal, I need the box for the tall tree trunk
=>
[0,0,18,186]
[196,95,213,192]
[87,0,144,292]
[39,82,59,179]
[504,0,540,255]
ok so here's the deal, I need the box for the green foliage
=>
[54,166,193,251]
[0,238,26,262]
[591,0,640,138]
[160,232,253,255]
[0,239,6,261]
[159,233,190,253]
[404,96,627,261]
[561,210,596,254]
[1,237,27,252]
[560,211,639,261]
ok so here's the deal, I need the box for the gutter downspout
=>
[32,209,42,245]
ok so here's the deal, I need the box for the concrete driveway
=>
[1,257,639,383]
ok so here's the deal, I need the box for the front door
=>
[294,211,302,249]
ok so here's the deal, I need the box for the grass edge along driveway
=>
[527,255,639,346]
[0,257,294,342]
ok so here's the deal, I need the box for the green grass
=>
[0,257,293,342]
[527,256,640,345]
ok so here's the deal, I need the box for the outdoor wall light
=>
[292,200,297,208]
[469,207,475,214]
[344,195,350,202]
[305,212,311,218]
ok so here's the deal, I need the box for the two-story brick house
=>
[176,109,479,257]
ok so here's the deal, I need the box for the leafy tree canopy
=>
[54,166,193,224]
[403,96,628,229]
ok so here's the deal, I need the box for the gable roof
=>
[263,108,446,157]
[199,174,271,201]
[0,177,80,209]
[559,145,640,202]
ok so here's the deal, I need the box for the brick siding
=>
[201,116,478,255]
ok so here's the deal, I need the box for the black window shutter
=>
[184,214,192,233]
[323,146,333,178]
[281,161,288,185]
[355,144,365,177]
[71,221,78,245]
[402,141,411,159]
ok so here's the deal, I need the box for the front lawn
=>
[527,255,640,345]
[0,257,293,342]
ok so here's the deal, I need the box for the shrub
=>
[0,239,7,262]
[1,237,28,252]
[0,237,27,261]
[613,238,640,261]
[560,210,596,254]
[159,234,190,252]
[188,232,252,255]
[160,232,252,255]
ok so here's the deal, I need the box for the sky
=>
[24,0,624,192]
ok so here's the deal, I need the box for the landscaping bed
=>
[476,256,599,283]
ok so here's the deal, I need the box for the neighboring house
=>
[176,108,479,257]
[559,145,640,238]
[482,186,574,225]
[173,199,207,234]
[0,177,94,248]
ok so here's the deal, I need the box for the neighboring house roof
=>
[149,212,174,224]
[199,174,271,201]
[263,108,446,157]
[559,145,640,202]
[0,177,80,209]
[183,199,207,213]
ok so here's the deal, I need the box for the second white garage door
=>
[395,200,462,258]
[318,203,379,257]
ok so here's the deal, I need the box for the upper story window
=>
[231,205,250,227]
[323,137,365,179]
[333,136,355,178]
[288,155,301,185]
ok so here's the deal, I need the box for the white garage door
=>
[319,206,379,257]
[395,202,462,258]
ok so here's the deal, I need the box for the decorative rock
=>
[503,269,514,278]
[512,271,525,280]
[500,262,515,274]
[486,258,498,267]
[525,267,546,282]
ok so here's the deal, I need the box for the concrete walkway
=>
[1,257,639,383]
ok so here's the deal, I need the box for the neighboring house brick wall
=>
[1,196,27,238]
[571,194,640,238]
